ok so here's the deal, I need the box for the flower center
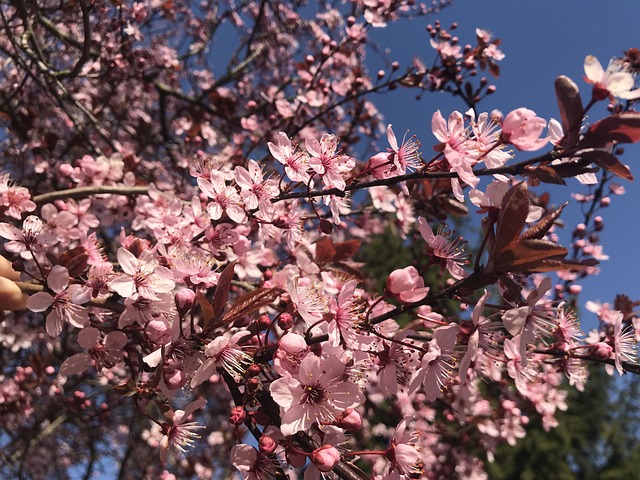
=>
[301,383,325,405]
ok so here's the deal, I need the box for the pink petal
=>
[117,248,138,275]
[60,353,91,375]
[583,55,604,82]
[77,327,100,349]
[27,292,54,312]
[47,265,70,293]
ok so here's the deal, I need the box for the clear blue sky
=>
[369,0,640,328]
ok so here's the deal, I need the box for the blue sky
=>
[369,1,640,328]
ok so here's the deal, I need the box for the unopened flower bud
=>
[335,408,363,431]
[145,317,171,344]
[486,85,497,94]
[175,288,196,317]
[568,285,582,295]
[311,445,341,472]
[279,332,307,354]
[589,342,613,359]
[600,196,611,207]
[229,406,247,425]
[246,377,260,393]
[258,435,277,455]
[391,61,399,71]
[377,69,385,79]
[256,314,272,331]
[247,363,261,377]
[278,312,293,330]
[594,216,604,231]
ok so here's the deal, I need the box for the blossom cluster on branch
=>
[1,1,640,479]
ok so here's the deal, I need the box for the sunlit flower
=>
[417,217,469,279]
[27,265,91,337]
[584,54,640,100]
[160,399,206,463]
[269,354,364,436]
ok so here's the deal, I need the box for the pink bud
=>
[600,196,611,207]
[258,435,277,455]
[277,312,293,330]
[256,314,271,331]
[311,445,341,472]
[145,317,171,344]
[589,342,613,360]
[279,333,307,354]
[247,363,261,377]
[501,108,548,151]
[568,285,582,295]
[229,406,247,425]
[175,288,196,317]
[335,408,363,432]
[386,266,429,303]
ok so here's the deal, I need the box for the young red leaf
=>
[492,239,567,273]
[577,149,633,181]
[492,182,530,257]
[554,75,583,149]
[220,287,283,325]
[579,112,640,148]
[207,260,236,329]
[315,237,337,263]
[197,291,215,325]
[520,202,567,240]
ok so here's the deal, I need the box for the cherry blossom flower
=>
[191,332,252,386]
[417,217,469,279]
[231,444,278,480]
[234,160,279,214]
[326,279,371,349]
[27,265,91,337]
[584,54,640,100]
[611,310,638,375]
[198,173,246,223]
[467,110,511,170]
[500,108,548,151]
[504,335,534,396]
[431,110,479,200]
[110,248,175,301]
[160,398,206,463]
[459,289,500,384]
[60,327,127,375]
[268,132,311,183]
[269,354,364,436]
[0,174,36,220]
[0,215,58,255]
[287,276,325,325]
[376,330,418,395]
[502,276,554,366]
[369,125,420,180]
[469,180,543,222]
[306,133,355,190]
[382,418,421,479]
[409,324,460,400]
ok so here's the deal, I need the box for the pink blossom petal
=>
[117,248,139,275]
[60,353,91,375]
[47,265,70,293]
[27,291,54,312]
[77,327,100,349]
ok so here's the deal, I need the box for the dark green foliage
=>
[487,367,640,479]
